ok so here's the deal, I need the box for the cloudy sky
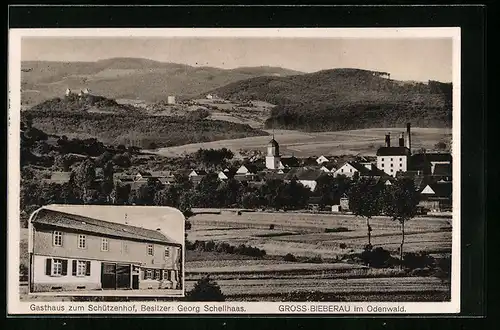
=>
[22,37,453,82]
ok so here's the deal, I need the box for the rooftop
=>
[376,147,411,156]
[32,208,178,245]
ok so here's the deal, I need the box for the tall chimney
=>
[399,132,405,147]
[406,123,412,151]
[385,133,391,147]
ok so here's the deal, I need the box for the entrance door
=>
[116,264,131,289]
[101,263,116,289]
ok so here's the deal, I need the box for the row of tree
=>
[349,177,420,263]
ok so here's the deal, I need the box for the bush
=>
[409,267,433,276]
[339,243,347,249]
[360,247,398,268]
[283,290,346,302]
[434,255,452,281]
[306,255,323,264]
[324,227,349,233]
[269,224,275,230]
[402,252,435,270]
[204,240,216,252]
[185,220,192,231]
[185,276,225,301]
[283,253,297,262]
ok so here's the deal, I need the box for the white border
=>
[8,27,461,315]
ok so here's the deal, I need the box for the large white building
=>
[376,124,412,177]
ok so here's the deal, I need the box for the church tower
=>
[265,136,281,170]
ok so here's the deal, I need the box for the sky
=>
[21,37,453,82]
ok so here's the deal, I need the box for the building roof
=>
[421,182,452,198]
[280,156,300,168]
[411,152,452,164]
[32,208,177,245]
[376,147,411,156]
[433,163,452,176]
[48,172,72,183]
[268,138,279,147]
[285,168,324,181]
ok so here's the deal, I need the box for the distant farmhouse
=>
[28,205,184,294]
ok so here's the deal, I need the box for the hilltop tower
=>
[265,135,281,170]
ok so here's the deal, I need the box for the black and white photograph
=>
[8,27,460,314]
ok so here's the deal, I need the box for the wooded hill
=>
[208,68,453,131]
[22,110,268,149]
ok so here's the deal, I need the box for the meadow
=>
[153,127,452,158]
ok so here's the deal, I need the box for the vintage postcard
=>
[8,27,460,314]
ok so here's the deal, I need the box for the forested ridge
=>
[209,68,452,131]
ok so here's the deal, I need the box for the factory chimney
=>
[405,123,412,152]
[385,133,391,147]
[399,132,405,147]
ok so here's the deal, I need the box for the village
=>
[42,122,452,214]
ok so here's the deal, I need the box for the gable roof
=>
[285,168,324,181]
[376,147,411,156]
[411,152,452,165]
[421,182,452,198]
[32,208,177,245]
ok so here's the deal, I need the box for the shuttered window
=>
[72,260,91,276]
[46,258,67,276]
[78,235,86,249]
[147,244,154,256]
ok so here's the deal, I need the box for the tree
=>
[185,276,225,301]
[259,179,286,210]
[383,178,419,264]
[129,178,163,205]
[279,179,311,210]
[434,141,447,151]
[154,185,179,207]
[73,159,96,199]
[216,178,243,207]
[96,151,113,167]
[111,183,131,205]
[314,175,336,207]
[349,178,384,247]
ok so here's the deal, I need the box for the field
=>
[153,127,452,158]
[19,210,452,302]
[184,210,452,301]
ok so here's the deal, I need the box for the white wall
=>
[33,255,101,285]
[377,156,408,177]
[266,156,280,170]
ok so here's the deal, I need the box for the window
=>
[53,259,63,276]
[349,169,352,172]
[162,270,171,281]
[400,163,403,168]
[53,231,63,246]
[72,260,91,277]
[77,261,86,276]
[147,244,154,256]
[154,269,161,280]
[145,269,153,279]
[390,158,393,161]
[164,247,170,258]
[399,158,402,161]
[101,238,109,251]
[390,164,393,167]
[381,163,384,167]
[78,235,86,249]
[390,169,393,173]
[46,258,68,276]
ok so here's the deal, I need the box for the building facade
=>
[28,207,183,294]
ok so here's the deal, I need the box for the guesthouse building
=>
[28,205,184,295]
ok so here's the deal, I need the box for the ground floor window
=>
[72,260,91,276]
[45,258,68,276]
[143,268,173,281]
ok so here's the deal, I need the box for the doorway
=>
[101,263,132,289]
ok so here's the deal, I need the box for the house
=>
[339,194,350,211]
[45,172,72,184]
[167,96,176,105]
[419,181,452,212]
[236,164,259,176]
[28,205,184,294]
[302,157,318,167]
[320,162,337,174]
[188,169,207,178]
[376,145,411,177]
[284,168,324,191]
[410,152,452,177]
[316,155,329,165]
[135,171,153,181]
[206,94,214,100]
[65,88,72,96]
[333,162,365,178]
